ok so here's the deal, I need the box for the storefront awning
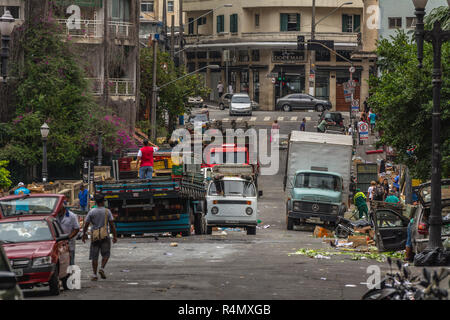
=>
[316,66,363,71]
[270,65,305,76]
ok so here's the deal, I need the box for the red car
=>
[0,194,71,295]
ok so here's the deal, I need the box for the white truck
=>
[283,131,353,229]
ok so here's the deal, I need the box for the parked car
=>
[251,100,260,111]
[0,216,70,295]
[370,179,450,253]
[0,243,23,300]
[219,93,233,110]
[187,96,205,108]
[0,194,65,219]
[276,94,332,112]
[229,93,252,116]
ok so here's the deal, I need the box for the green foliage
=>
[368,30,450,180]
[140,48,210,136]
[425,6,450,30]
[0,160,12,190]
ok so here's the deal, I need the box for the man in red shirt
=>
[136,140,159,179]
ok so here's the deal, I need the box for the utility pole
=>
[162,0,168,52]
[171,15,175,59]
[151,40,158,141]
[310,0,316,97]
[179,0,184,67]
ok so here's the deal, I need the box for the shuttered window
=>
[230,14,238,33]
[342,14,361,32]
[280,13,300,31]
[217,15,224,33]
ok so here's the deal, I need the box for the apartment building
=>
[0,0,140,130]
[139,0,185,41]
[183,0,377,111]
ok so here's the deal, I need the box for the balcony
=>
[87,78,136,98]
[57,19,135,43]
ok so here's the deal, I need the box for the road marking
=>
[308,110,314,113]
[290,116,298,121]
[250,117,257,121]
[277,117,284,121]
[306,117,311,121]
[237,117,243,121]
[223,118,229,121]
[264,116,271,121]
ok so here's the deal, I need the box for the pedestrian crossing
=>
[211,116,312,123]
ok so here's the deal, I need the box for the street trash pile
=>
[288,247,404,262]
[313,224,376,249]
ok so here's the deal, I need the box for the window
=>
[168,1,174,13]
[112,0,130,21]
[376,210,405,228]
[238,50,249,62]
[251,50,260,62]
[406,17,416,29]
[389,17,402,29]
[141,1,154,12]
[188,17,194,34]
[196,51,207,59]
[255,14,260,27]
[280,13,300,31]
[217,15,224,33]
[342,14,361,32]
[230,14,238,33]
[0,6,20,19]
[197,17,207,26]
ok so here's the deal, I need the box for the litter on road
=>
[170,242,178,247]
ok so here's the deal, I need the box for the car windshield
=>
[0,220,52,243]
[209,151,247,164]
[0,197,59,217]
[189,114,208,123]
[232,96,250,103]
[295,173,342,191]
[208,180,256,197]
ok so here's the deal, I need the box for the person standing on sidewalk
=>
[217,81,224,98]
[271,120,280,143]
[300,118,306,131]
[82,194,117,281]
[78,185,89,213]
[353,189,368,219]
[57,201,80,265]
[369,108,376,134]
[367,181,376,201]
[136,140,159,180]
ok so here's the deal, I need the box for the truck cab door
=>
[373,209,409,251]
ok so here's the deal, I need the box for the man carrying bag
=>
[82,194,117,281]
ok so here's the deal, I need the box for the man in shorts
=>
[82,194,117,281]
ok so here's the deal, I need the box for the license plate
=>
[13,268,23,277]
[133,193,139,197]
[307,217,323,224]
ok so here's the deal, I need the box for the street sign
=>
[352,99,360,109]
[271,77,276,84]
[359,122,369,140]
[309,73,315,81]
[349,66,356,73]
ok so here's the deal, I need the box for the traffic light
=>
[297,35,305,51]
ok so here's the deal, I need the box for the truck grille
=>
[294,201,331,214]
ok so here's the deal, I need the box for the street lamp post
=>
[40,123,50,183]
[150,65,220,140]
[413,0,450,251]
[0,10,15,82]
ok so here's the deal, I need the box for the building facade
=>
[0,0,140,130]
[378,0,447,41]
[183,0,376,112]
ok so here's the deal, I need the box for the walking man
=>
[358,117,366,145]
[58,200,80,265]
[136,140,159,180]
[369,108,376,134]
[300,118,306,131]
[82,194,117,281]
[78,185,89,213]
[217,81,224,98]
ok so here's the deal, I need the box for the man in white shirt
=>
[217,81,224,98]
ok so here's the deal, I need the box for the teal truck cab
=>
[286,170,346,229]
[283,131,353,230]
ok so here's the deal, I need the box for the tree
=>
[0,160,12,191]
[140,48,210,137]
[368,7,450,180]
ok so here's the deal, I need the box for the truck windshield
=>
[209,181,256,197]
[0,197,59,216]
[209,152,247,164]
[295,173,342,192]
[0,220,52,243]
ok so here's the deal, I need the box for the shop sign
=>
[272,50,305,63]
[55,0,103,7]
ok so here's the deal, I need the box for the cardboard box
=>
[348,235,368,248]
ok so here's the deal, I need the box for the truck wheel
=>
[219,103,225,110]
[206,226,212,235]
[194,213,206,235]
[247,226,256,235]
[287,217,294,230]
[49,265,60,296]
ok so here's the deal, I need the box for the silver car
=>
[229,93,252,116]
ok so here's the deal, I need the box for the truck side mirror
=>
[0,271,18,290]
[258,190,263,197]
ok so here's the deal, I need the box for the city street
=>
[24,108,386,300]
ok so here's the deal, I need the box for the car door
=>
[224,94,232,108]
[298,94,315,110]
[52,220,70,278]
[372,209,409,251]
